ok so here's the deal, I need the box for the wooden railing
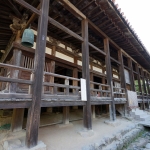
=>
[0,63,128,102]
[113,87,126,98]
[0,63,33,100]
[42,71,81,101]
[90,81,112,101]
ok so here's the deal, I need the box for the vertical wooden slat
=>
[104,38,116,121]
[82,19,92,129]
[25,0,49,148]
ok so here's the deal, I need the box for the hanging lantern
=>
[21,28,34,47]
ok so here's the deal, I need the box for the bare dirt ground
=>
[38,111,134,150]
[0,110,135,150]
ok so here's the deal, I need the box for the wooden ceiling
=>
[0,0,150,71]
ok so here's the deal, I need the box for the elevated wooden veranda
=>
[0,0,150,148]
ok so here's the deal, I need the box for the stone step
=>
[131,108,143,112]
[135,114,149,119]
[137,116,150,121]
[131,110,144,114]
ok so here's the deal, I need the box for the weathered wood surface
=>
[104,38,116,121]
[82,19,92,130]
[25,0,49,148]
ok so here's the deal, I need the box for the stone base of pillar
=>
[104,120,120,127]
[77,128,94,137]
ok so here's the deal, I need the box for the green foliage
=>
[0,123,11,130]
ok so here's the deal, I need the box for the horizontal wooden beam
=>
[0,63,33,72]
[48,17,83,41]
[110,57,121,65]
[89,42,106,56]
[0,93,32,99]
[0,101,31,109]
[58,0,86,20]
[15,0,40,15]
[0,76,32,85]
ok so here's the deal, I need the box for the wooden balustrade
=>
[0,63,120,102]
[113,87,126,98]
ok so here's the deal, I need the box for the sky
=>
[115,0,150,54]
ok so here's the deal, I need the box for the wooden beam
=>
[104,38,116,121]
[146,73,150,94]
[128,58,135,91]
[82,19,92,129]
[0,101,31,109]
[141,68,147,94]
[15,0,40,15]
[118,49,128,115]
[48,17,83,41]
[89,42,106,56]
[136,64,145,110]
[25,0,49,148]
[8,31,25,133]
[4,0,22,18]
[58,0,86,20]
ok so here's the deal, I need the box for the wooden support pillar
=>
[49,45,56,93]
[10,31,24,132]
[128,58,135,91]
[46,46,56,113]
[146,73,150,95]
[141,69,147,95]
[62,79,70,124]
[92,105,95,119]
[118,50,128,115]
[82,19,92,129]
[141,69,147,109]
[104,38,116,121]
[136,64,145,110]
[146,74,150,109]
[63,106,70,124]
[90,66,95,119]
[25,0,49,148]
[72,56,78,110]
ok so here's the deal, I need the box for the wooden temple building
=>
[0,0,150,148]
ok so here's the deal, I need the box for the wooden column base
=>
[63,106,70,124]
[11,108,24,132]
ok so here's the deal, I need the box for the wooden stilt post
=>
[128,58,135,91]
[141,69,147,109]
[63,79,70,124]
[136,65,145,110]
[104,38,116,121]
[90,66,95,119]
[82,19,92,129]
[10,31,24,132]
[146,73,150,109]
[118,50,128,116]
[63,106,70,124]
[46,45,56,113]
[25,0,49,148]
